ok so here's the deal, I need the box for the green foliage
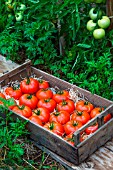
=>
[0,0,113,100]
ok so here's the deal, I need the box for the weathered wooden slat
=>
[90,147,113,170]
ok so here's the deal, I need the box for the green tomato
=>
[86,20,97,31]
[17,4,26,11]
[93,28,105,39]
[15,12,23,22]
[98,16,110,29]
[89,8,102,20]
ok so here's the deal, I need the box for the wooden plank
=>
[89,147,113,170]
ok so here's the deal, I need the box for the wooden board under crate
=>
[0,60,113,165]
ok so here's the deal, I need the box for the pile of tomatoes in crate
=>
[0,77,112,146]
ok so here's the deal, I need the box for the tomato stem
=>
[27,95,32,99]
[49,122,54,130]
[54,112,60,116]
[56,90,63,95]
[77,111,83,116]
[18,105,25,110]
[33,110,40,115]
[26,77,30,85]
[73,121,78,126]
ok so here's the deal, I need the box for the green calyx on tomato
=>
[18,105,25,110]
[15,12,23,22]
[26,94,33,99]
[33,110,41,115]
[86,20,97,31]
[49,122,54,130]
[98,16,110,29]
[89,8,102,20]
[93,28,105,39]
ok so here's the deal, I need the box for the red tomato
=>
[49,110,70,125]
[53,90,69,103]
[71,110,90,125]
[12,105,32,118]
[32,107,50,124]
[19,94,38,110]
[5,87,22,100]
[38,79,49,89]
[56,99,75,114]
[36,88,53,100]
[0,92,6,104]
[75,100,94,113]
[63,133,75,146]
[104,113,112,123]
[44,122,64,136]
[20,77,39,94]
[64,120,83,135]
[29,115,43,126]
[85,123,98,135]
[37,98,56,112]
[90,107,104,119]
[80,132,88,142]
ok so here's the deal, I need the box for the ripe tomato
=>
[36,88,53,100]
[71,110,90,125]
[56,99,75,114]
[85,123,98,135]
[37,98,56,112]
[19,94,38,110]
[49,110,70,125]
[104,113,112,123]
[12,105,32,118]
[38,79,49,89]
[44,122,64,136]
[32,107,50,124]
[5,87,22,100]
[29,115,43,126]
[0,92,6,104]
[53,90,69,103]
[63,133,75,146]
[90,107,104,119]
[75,100,94,113]
[64,120,83,135]
[80,132,88,142]
[20,77,39,94]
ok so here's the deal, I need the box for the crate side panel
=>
[78,118,113,163]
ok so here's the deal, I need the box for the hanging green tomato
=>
[89,8,103,20]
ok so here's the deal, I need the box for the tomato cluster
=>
[86,8,111,39]
[5,0,26,22]
[0,77,112,146]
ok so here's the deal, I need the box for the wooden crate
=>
[0,60,113,165]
